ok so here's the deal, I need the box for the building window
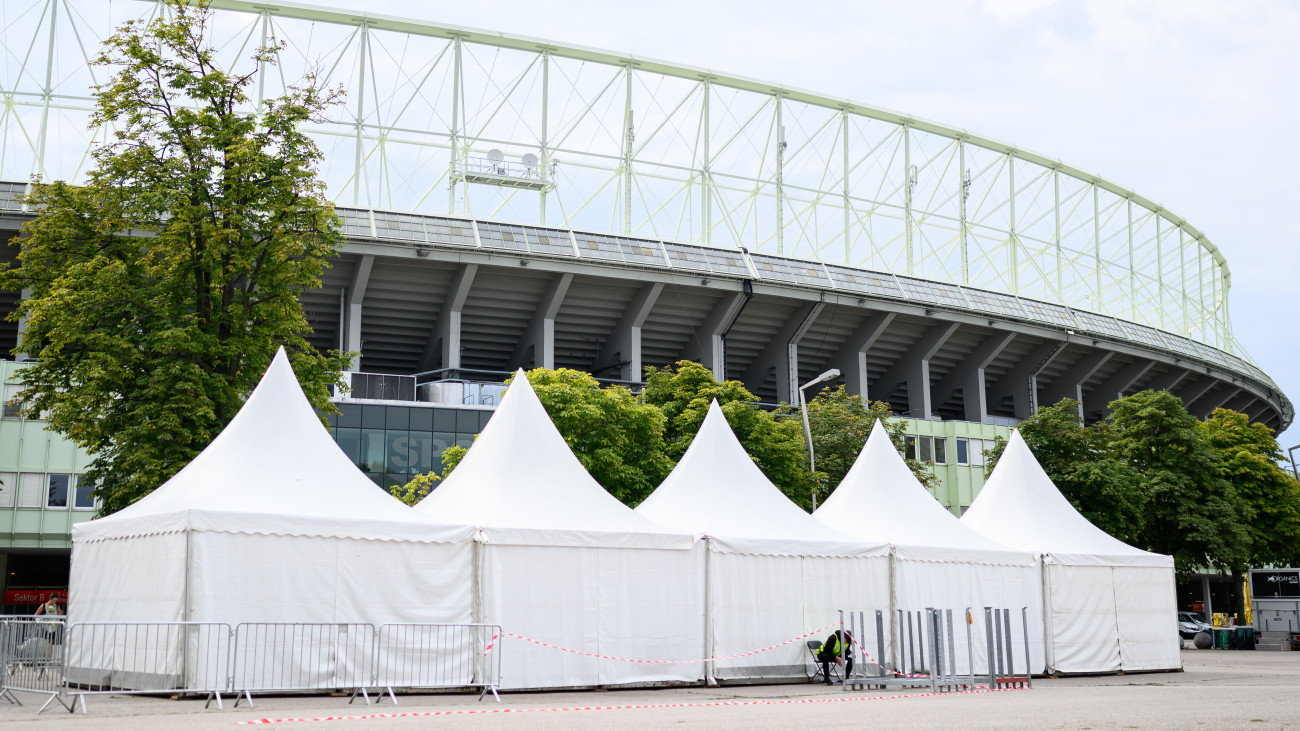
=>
[970,438,987,468]
[0,472,14,508]
[918,436,932,462]
[2,383,23,419]
[46,474,71,508]
[18,473,43,508]
[956,438,969,465]
[934,438,947,465]
[73,477,95,510]
[904,435,917,460]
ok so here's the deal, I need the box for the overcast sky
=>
[365,0,1298,448]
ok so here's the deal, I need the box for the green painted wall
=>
[0,361,96,549]
[899,419,1012,516]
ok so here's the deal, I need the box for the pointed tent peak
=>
[637,393,857,546]
[963,428,1159,559]
[414,364,688,546]
[77,345,457,542]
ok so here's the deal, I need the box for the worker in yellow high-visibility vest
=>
[815,630,853,685]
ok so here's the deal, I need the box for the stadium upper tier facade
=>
[0,0,1289,429]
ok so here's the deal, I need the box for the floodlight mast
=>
[799,369,842,511]
[1289,445,1300,483]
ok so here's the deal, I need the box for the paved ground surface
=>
[1,649,1296,730]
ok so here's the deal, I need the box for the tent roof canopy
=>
[636,401,885,556]
[415,370,695,549]
[961,430,1170,567]
[74,348,468,544]
[814,421,1032,565]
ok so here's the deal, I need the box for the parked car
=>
[1178,611,1212,640]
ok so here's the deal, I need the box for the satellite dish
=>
[486,148,504,163]
[521,153,538,171]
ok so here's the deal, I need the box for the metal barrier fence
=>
[374,624,502,702]
[63,622,232,712]
[0,621,501,714]
[0,617,67,712]
[229,623,376,707]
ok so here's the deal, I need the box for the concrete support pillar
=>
[1082,359,1154,417]
[1040,351,1113,417]
[419,263,478,372]
[870,322,959,418]
[740,302,824,403]
[510,273,572,370]
[595,282,663,382]
[988,341,1063,419]
[680,292,748,381]
[1191,386,1239,419]
[931,332,1017,422]
[828,312,895,399]
[1201,575,1213,623]
[345,255,374,370]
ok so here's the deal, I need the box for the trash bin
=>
[1213,627,1230,649]
[1240,627,1255,650]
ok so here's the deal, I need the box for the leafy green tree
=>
[522,368,673,506]
[0,0,348,514]
[1109,390,1250,574]
[642,361,815,509]
[985,398,1145,545]
[1203,409,1300,568]
[391,471,441,507]
[806,385,937,499]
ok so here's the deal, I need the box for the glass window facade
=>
[325,402,492,490]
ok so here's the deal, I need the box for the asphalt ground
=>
[1,648,1296,730]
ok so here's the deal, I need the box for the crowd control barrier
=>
[0,621,502,714]
[374,624,502,702]
[0,617,67,711]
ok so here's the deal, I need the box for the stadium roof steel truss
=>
[0,0,1247,363]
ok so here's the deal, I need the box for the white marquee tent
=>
[68,348,475,688]
[414,371,705,690]
[814,421,1045,675]
[962,430,1180,674]
[635,401,890,681]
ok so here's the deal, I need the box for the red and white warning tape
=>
[499,622,838,665]
[234,686,1028,725]
[845,631,931,680]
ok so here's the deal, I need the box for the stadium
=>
[0,1,1290,601]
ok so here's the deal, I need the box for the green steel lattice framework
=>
[0,0,1247,361]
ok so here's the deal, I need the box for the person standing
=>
[34,594,62,617]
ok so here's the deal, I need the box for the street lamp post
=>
[1289,445,1300,483]
[799,368,842,511]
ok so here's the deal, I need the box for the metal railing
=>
[0,620,502,715]
[374,624,502,703]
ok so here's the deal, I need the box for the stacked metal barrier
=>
[836,606,1032,694]
[0,620,502,715]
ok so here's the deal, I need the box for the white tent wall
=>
[962,431,1181,674]
[480,543,705,690]
[706,548,891,680]
[891,555,1045,677]
[69,533,187,624]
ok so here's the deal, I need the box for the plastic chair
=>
[806,640,841,684]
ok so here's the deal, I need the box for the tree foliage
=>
[643,361,814,509]
[806,385,937,502]
[985,399,1144,545]
[1202,409,1300,568]
[0,0,348,514]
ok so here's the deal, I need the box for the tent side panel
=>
[595,544,705,686]
[188,533,341,625]
[894,560,1043,676]
[798,554,892,676]
[483,543,704,690]
[67,533,188,688]
[1114,566,1181,671]
[69,533,188,624]
[1048,564,1121,673]
[334,539,474,625]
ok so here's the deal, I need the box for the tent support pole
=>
[887,546,898,671]
[703,537,715,686]
[183,528,193,690]
[1041,557,1054,674]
